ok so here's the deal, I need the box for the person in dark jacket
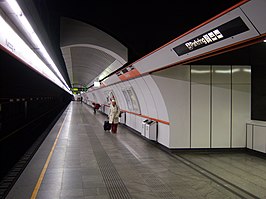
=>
[93,102,101,114]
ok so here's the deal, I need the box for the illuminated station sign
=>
[173,17,250,56]
[71,87,88,93]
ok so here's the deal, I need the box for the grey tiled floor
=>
[6,102,266,199]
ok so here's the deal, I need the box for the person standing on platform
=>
[93,103,100,114]
[108,100,120,133]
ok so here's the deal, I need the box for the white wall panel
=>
[135,115,143,133]
[232,86,251,147]
[134,77,157,118]
[212,66,231,148]
[114,83,127,111]
[130,114,136,129]
[157,123,170,147]
[98,89,106,104]
[125,112,131,127]
[232,65,251,147]
[246,121,266,154]
[126,113,136,129]
[119,80,134,112]
[191,65,211,148]
[191,84,210,148]
[129,79,149,116]
[109,85,124,110]
[246,124,253,149]
[253,126,266,153]
[87,93,93,104]
[151,66,190,148]
[212,85,231,148]
[119,80,136,125]
[145,75,169,121]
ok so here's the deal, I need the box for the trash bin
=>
[145,120,157,141]
[141,119,149,136]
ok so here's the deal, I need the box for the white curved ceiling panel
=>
[60,17,128,89]
[70,46,115,86]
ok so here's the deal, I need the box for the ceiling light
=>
[0,14,71,94]
[191,69,210,74]
[5,0,70,91]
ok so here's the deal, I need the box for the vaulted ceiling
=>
[60,17,127,88]
[33,0,242,89]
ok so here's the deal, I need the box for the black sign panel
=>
[173,17,249,56]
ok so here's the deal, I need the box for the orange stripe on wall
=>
[119,68,141,81]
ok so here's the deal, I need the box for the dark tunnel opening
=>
[0,48,72,183]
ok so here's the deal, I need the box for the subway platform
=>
[5,102,266,199]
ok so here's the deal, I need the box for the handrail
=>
[86,100,170,125]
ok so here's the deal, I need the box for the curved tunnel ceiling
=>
[32,0,243,89]
[60,17,128,88]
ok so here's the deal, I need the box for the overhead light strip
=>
[0,14,71,94]
[5,0,70,91]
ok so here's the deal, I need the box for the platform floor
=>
[6,102,266,199]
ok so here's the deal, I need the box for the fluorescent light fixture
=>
[215,68,240,73]
[5,0,70,91]
[191,69,210,74]
[232,68,241,73]
[6,0,22,16]
[94,81,100,87]
[243,68,251,73]
[0,14,71,94]
[215,69,231,73]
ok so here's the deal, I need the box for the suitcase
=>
[103,121,111,131]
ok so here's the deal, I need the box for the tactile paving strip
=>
[86,129,132,199]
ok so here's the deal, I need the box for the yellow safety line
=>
[30,112,68,199]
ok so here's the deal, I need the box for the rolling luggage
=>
[103,121,111,131]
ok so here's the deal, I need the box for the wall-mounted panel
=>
[134,77,157,118]
[191,65,211,148]
[109,85,124,109]
[212,85,231,147]
[129,79,149,116]
[232,85,251,147]
[113,83,127,111]
[125,113,136,130]
[253,126,266,153]
[120,81,134,111]
[212,65,231,148]
[232,65,251,147]
[152,65,190,148]
[157,123,170,147]
[96,89,104,105]
[144,75,169,122]
[134,115,143,133]
[246,121,266,154]
[125,112,131,127]
[246,124,253,149]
